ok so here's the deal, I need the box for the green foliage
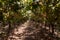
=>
[0,0,60,39]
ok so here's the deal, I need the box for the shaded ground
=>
[6,20,60,40]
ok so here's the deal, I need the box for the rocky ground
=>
[7,20,60,40]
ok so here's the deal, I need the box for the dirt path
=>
[8,20,33,40]
[8,20,60,40]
